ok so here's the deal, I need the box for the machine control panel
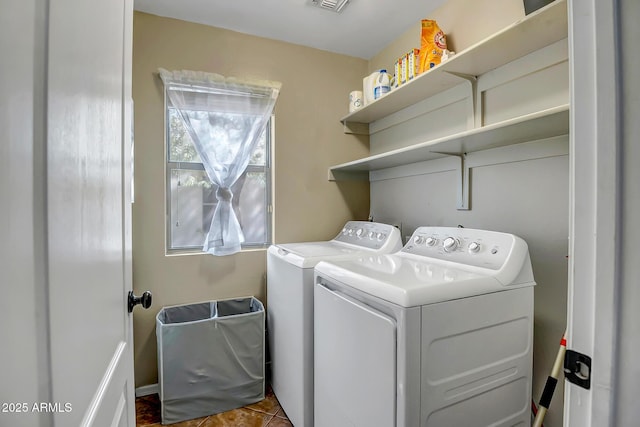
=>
[333,221,399,250]
[402,226,522,270]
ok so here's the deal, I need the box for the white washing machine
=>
[314,226,536,427]
[267,221,402,427]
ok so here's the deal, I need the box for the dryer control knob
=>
[425,237,437,246]
[443,237,459,252]
[468,242,481,253]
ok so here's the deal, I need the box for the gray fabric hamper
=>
[156,297,265,425]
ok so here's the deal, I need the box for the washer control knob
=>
[342,227,348,235]
[425,237,437,247]
[368,231,375,240]
[443,237,459,252]
[347,228,354,236]
[468,242,481,253]
[355,228,364,238]
[413,235,425,245]
[377,232,386,241]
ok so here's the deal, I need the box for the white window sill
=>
[165,246,268,257]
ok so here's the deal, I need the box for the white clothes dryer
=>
[267,221,402,427]
[314,226,536,427]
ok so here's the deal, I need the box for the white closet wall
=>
[331,2,570,425]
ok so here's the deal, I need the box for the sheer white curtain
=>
[159,69,281,256]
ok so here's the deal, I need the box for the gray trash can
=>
[156,297,265,425]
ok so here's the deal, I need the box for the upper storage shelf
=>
[330,104,569,181]
[340,0,568,126]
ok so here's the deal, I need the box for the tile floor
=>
[135,386,292,427]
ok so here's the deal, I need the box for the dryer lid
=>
[315,253,521,307]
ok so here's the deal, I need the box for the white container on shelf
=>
[362,72,376,106]
[373,69,391,100]
[363,69,391,105]
[348,90,363,112]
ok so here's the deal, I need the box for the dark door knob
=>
[128,290,152,313]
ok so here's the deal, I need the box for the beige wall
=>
[132,12,369,387]
[369,0,525,74]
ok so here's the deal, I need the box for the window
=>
[166,106,272,252]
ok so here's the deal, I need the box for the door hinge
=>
[564,349,592,390]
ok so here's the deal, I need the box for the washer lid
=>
[268,241,369,269]
[315,253,518,307]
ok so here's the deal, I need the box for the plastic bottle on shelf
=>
[373,69,391,100]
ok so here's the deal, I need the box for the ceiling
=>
[133,0,448,59]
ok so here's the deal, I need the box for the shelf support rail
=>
[342,120,369,135]
[444,72,481,130]
[431,151,470,210]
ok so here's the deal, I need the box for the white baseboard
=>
[135,383,159,397]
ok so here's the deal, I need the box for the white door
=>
[566,0,639,425]
[0,0,137,426]
[48,0,137,425]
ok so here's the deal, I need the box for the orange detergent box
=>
[418,19,447,73]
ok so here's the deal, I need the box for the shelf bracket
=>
[342,121,370,136]
[431,151,470,210]
[444,72,480,130]
[328,168,369,182]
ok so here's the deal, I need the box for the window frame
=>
[164,90,273,255]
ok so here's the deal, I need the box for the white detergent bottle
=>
[373,69,391,100]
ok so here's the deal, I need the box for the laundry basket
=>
[156,297,265,425]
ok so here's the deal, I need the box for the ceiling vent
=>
[309,0,350,13]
